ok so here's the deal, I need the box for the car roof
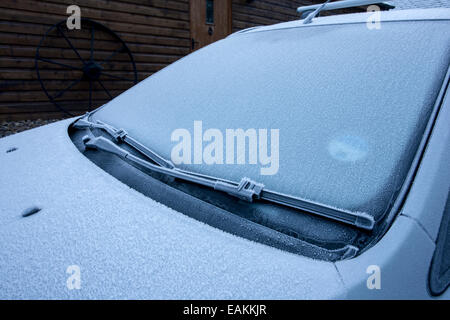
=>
[230,8,450,37]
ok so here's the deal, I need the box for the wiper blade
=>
[75,117,375,230]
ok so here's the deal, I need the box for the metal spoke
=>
[101,72,134,82]
[36,18,138,116]
[98,45,125,66]
[51,77,83,100]
[36,56,82,70]
[97,79,113,99]
[57,25,86,65]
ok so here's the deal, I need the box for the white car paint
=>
[0,8,449,299]
[0,119,344,299]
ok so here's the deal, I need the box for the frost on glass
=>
[93,21,450,220]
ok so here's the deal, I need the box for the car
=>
[0,5,449,299]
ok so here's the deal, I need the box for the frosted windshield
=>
[93,21,449,220]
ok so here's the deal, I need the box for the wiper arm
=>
[73,117,174,169]
[81,134,265,201]
[75,118,375,230]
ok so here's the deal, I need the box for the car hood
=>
[0,118,345,299]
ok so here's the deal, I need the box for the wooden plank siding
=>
[232,0,366,31]
[0,0,363,121]
[0,0,190,120]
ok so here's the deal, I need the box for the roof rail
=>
[297,0,395,20]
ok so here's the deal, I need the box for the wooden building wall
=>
[0,0,362,121]
[232,0,362,31]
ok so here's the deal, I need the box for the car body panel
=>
[1,8,449,299]
[400,85,450,241]
[0,119,345,299]
[336,215,435,299]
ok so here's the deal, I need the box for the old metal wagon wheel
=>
[35,18,137,116]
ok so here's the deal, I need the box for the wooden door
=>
[190,0,232,51]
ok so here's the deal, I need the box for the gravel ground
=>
[0,118,66,138]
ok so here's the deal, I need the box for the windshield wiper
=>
[73,117,375,230]
[73,117,174,169]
